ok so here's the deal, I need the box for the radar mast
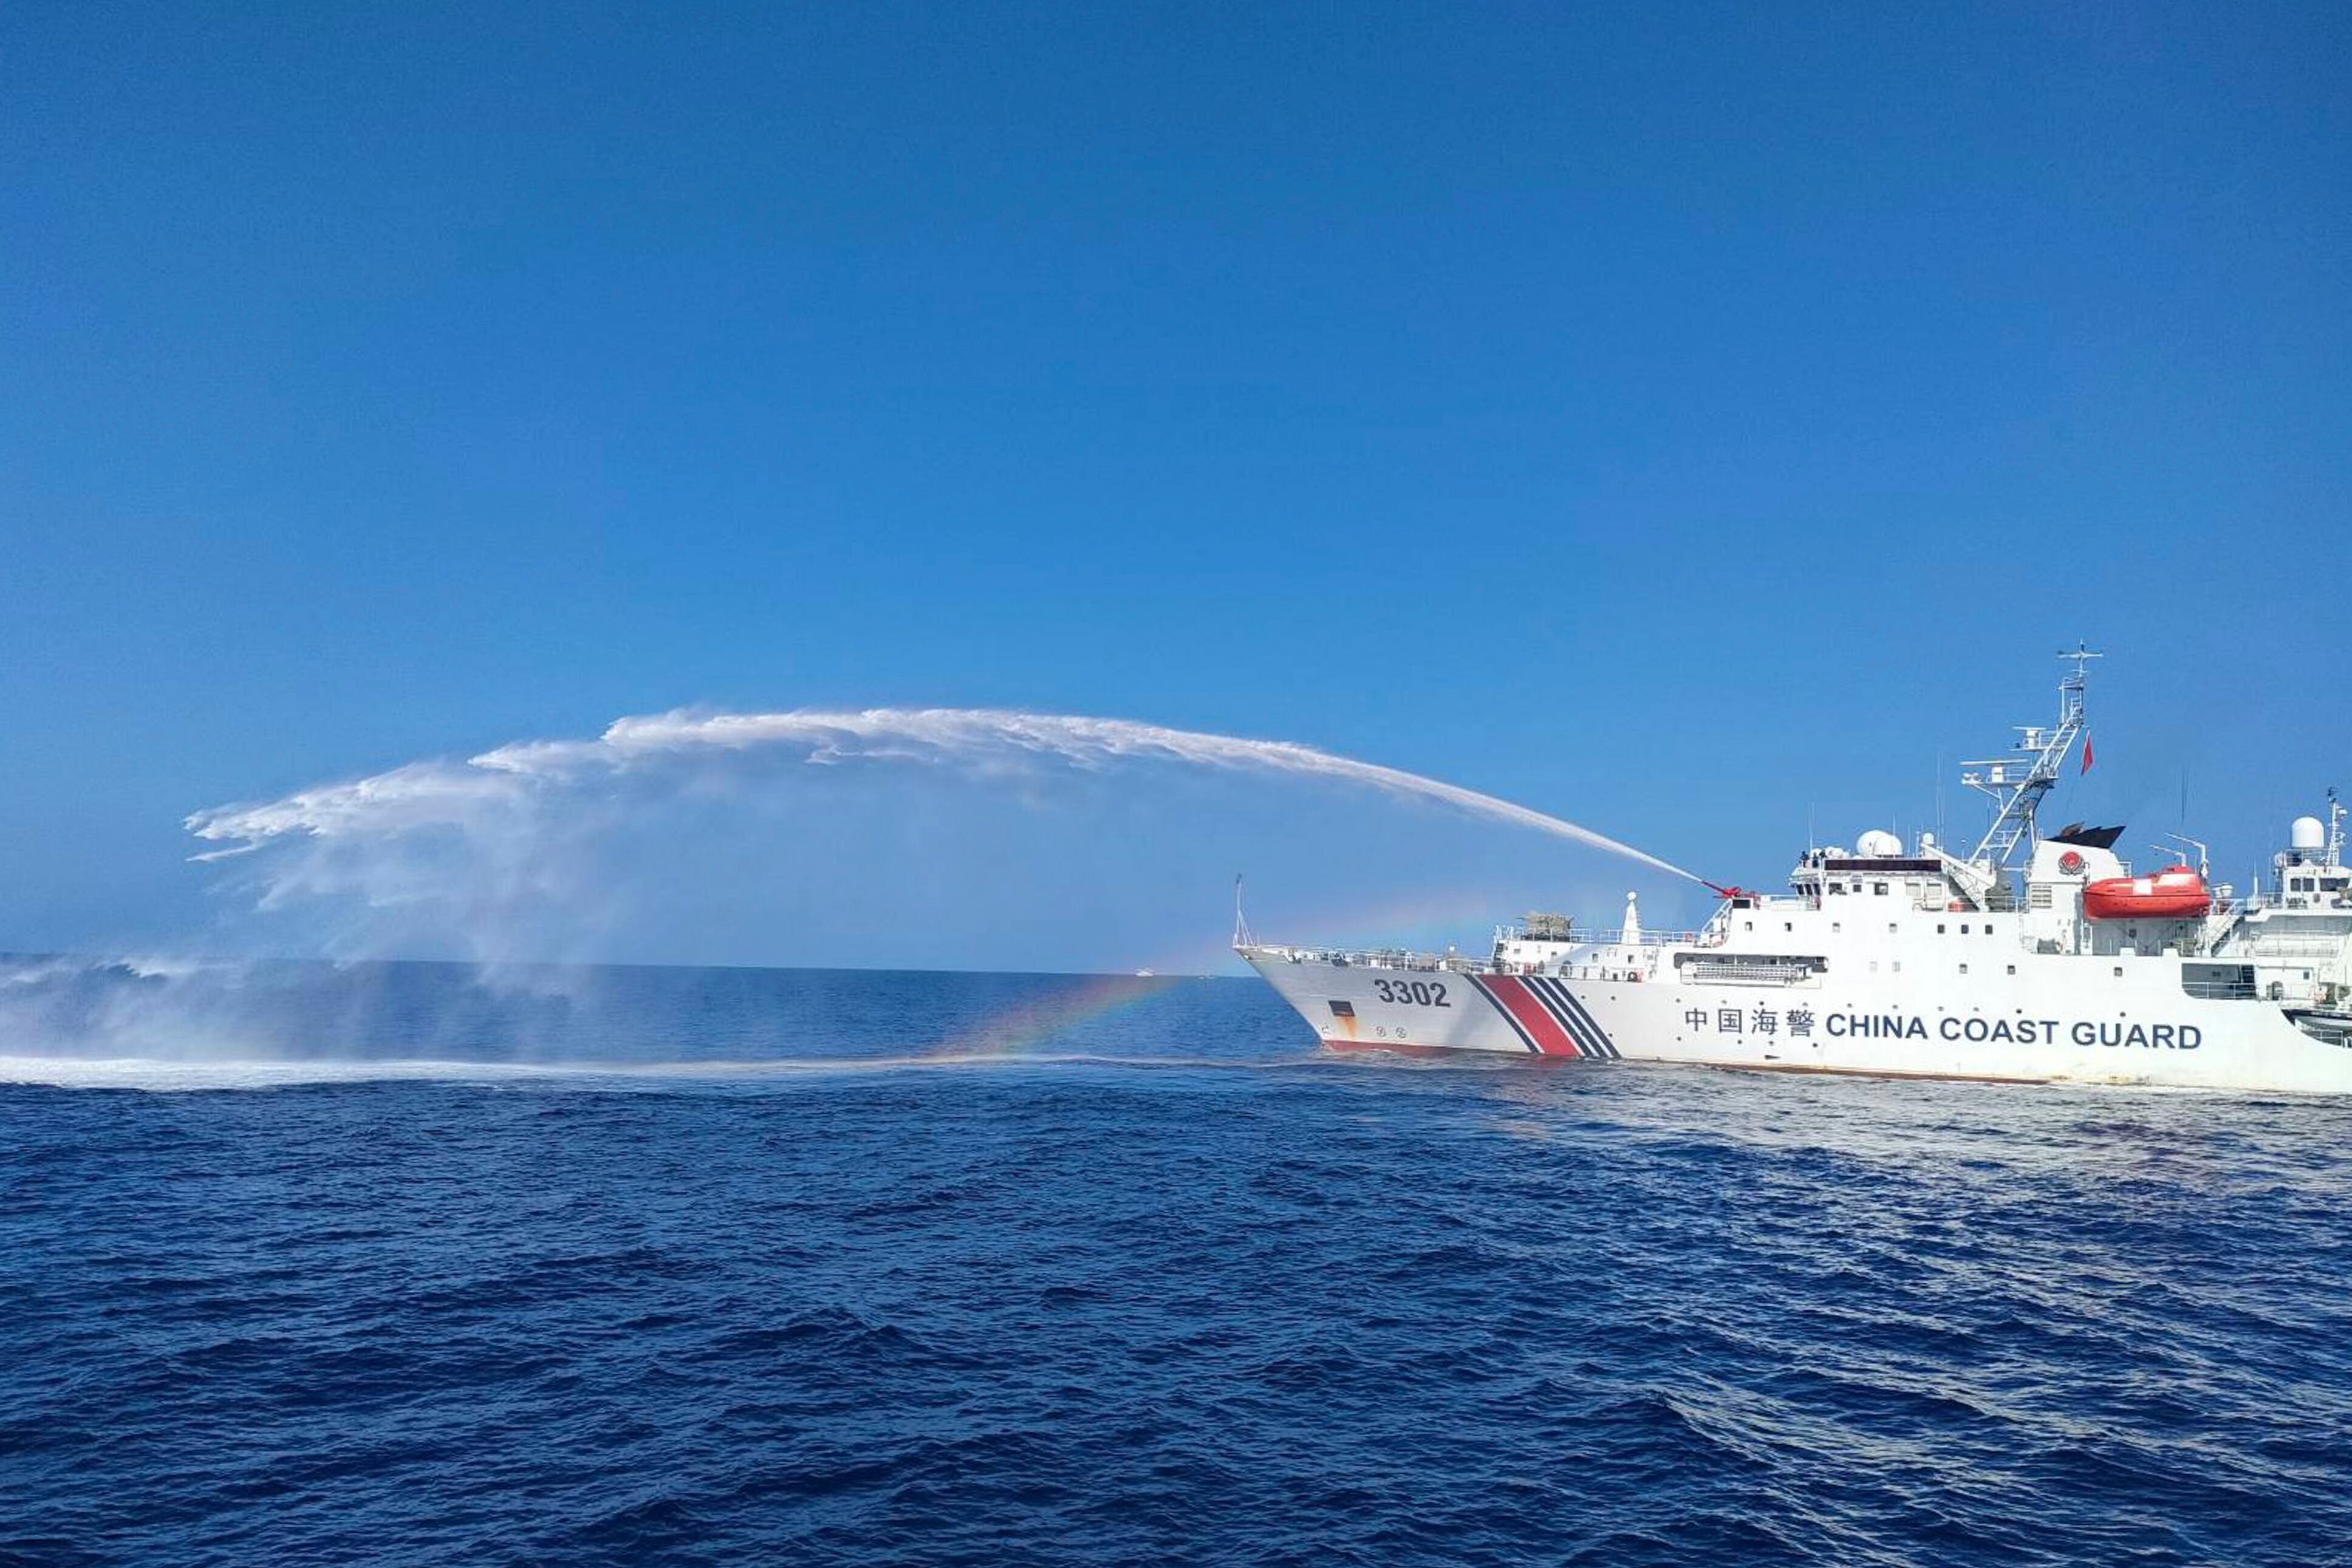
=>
[1961,644,2099,871]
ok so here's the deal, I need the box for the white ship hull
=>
[1239,655,2352,1095]
[1242,944,2352,1094]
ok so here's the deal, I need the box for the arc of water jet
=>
[188,706,1703,884]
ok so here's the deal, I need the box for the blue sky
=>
[4,2,2347,965]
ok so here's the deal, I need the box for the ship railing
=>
[1246,943,1479,973]
[1611,929,1714,947]
[2181,976,2259,1001]
[2229,933,2351,958]
[1496,925,1715,948]
[1253,927,1722,972]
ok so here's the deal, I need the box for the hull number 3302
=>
[1372,978,1451,1007]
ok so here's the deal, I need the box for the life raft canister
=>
[2082,865,2212,921]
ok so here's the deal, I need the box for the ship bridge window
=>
[1872,882,1888,896]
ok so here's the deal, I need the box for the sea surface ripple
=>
[4,961,2350,1566]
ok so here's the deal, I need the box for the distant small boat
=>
[1134,968,1155,977]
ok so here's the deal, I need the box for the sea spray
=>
[0,963,1214,1077]
[0,955,272,1063]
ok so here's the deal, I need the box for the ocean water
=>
[4,961,2350,1567]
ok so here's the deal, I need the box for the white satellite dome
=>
[2290,816,2326,852]
[1855,829,1902,858]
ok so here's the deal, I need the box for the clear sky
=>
[4,2,2347,966]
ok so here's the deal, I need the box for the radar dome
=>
[1856,829,1902,858]
[2291,816,2326,852]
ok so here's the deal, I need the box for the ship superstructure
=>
[1239,652,2352,1092]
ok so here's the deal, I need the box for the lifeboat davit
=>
[2082,865,2211,921]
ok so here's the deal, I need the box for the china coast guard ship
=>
[1239,651,2352,1093]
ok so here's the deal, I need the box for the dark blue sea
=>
[4,958,2350,1567]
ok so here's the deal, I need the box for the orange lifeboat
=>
[2082,865,2211,921]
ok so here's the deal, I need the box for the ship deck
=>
[1239,932,1717,974]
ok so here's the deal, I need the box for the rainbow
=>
[921,970,1180,1058]
[917,889,1513,1057]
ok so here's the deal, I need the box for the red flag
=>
[2081,735,2094,774]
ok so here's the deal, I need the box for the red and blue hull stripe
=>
[1468,974,1621,1059]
